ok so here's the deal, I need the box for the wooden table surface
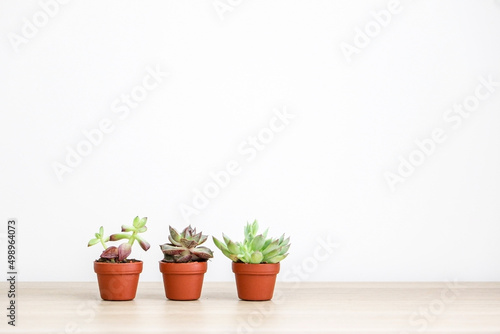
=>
[1,282,500,333]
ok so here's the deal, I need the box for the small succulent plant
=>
[213,220,290,264]
[160,225,214,263]
[88,216,151,262]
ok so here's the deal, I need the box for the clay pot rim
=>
[159,261,208,274]
[232,262,280,275]
[94,260,143,275]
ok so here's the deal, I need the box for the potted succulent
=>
[87,216,150,301]
[159,225,214,300]
[213,220,290,301]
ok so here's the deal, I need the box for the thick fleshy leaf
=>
[280,237,290,246]
[121,225,136,232]
[279,243,290,255]
[244,223,252,241]
[135,235,150,251]
[212,237,227,251]
[191,246,213,259]
[227,240,239,254]
[133,216,141,228]
[137,226,147,233]
[99,226,104,236]
[251,235,265,251]
[193,232,202,243]
[162,254,175,262]
[87,238,100,247]
[137,217,147,228]
[168,235,182,246]
[185,226,194,238]
[250,251,263,264]
[262,239,280,255]
[169,226,181,242]
[180,238,197,249]
[175,254,192,263]
[118,243,132,261]
[198,234,208,245]
[100,246,118,259]
[160,243,185,255]
[262,238,272,248]
[109,233,130,241]
[267,254,287,263]
[263,247,281,259]
[251,220,259,236]
[262,227,269,239]
[222,233,232,246]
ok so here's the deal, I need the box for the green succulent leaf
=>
[279,243,290,255]
[87,238,100,247]
[250,235,265,251]
[169,226,181,242]
[137,226,147,233]
[227,240,239,254]
[262,239,280,255]
[250,251,263,264]
[267,254,287,263]
[137,217,147,228]
[133,216,141,228]
[168,235,182,247]
[109,233,130,241]
[222,233,232,247]
[212,237,226,251]
[121,225,136,232]
[99,226,104,236]
[264,247,281,259]
[251,220,259,236]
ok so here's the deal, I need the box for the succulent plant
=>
[87,216,151,262]
[160,225,214,263]
[213,220,290,264]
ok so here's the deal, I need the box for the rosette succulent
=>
[160,225,214,263]
[213,220,290,264]
[87,216,151,262]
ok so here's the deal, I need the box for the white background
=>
[1,0,500,282]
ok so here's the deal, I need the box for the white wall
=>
[1,0,500,282]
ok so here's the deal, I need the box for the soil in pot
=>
[232,262,280,301]
[94,260,143,301]
[159,261,207,301]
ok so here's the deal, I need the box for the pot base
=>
[232,262,280,301]
[94,261,143,301]
[159,261,207,301]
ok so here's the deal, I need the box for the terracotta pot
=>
[94,261,143,301]
[232,262,280,301]
[159,261,207,300]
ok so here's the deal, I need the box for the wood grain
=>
[1,282,499,333]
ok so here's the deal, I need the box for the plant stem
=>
[100,239,107,249]
[128,232,136,246]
